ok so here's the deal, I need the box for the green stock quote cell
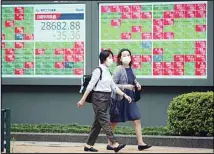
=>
[110,13,121,19]
[36,57,52,63]
[65,68,73,75]
[24,7,34,13]
[3,27,14,34]
[195,32,206,39]
[164,26,172,32]
[153,12,163,18]
[36,69,51,75]
[24,16,34,21]
[53,55,64,61]
[15,49,25,55]
[107,28,121,40]
[24,27,34,33]
[2,68,14,75]
[24,69,34,75]
[52,69,64,75]
[37,63,53,69]
[24,42,34,49]
[163,41,180,48]
[23,49,34,54]
[184,41,195,49]
[131,49,143,55]
[173,32,185,39]
[142,5,152,12]
[173,48,184,55]
[35,69,42,75]
[74,62,84,68]
[120,25,131,32]
[195,18,206,25]
[181,19,195,26]
[185,62,195,69]
[2,16,13,21]
[142,71,152,76]
[135,69,143,76]
[44,69,55,75]
[163,55,174,62]
[184,48,195,55]
[15,56,25,62]
[142,26,152,32]
[5,42,15,48]
[2,7,14,14]
[142,49,152,55]
[184,70,195,75]
[142,62,152,68]
[132,33,141,40]
[15,21,25,27]
[101,13,110,19]
[130,19,141,25]
[44,49,54,55]
[162,4,174,11]
[153,42,163,48]
[24,56,34,62]
[153,5,164,11]
[163,48,173,55]
[3,62,14,68]
[142,68,152,75]
[184,33,195,39]
[14,62,24,68]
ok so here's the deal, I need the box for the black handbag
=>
[134,86,141,102]
[109,98,120,118]
[80,67,102,103]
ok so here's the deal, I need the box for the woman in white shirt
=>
[77,50,132,153]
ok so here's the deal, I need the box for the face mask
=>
[121,56,131,65]
[106,58,113,67]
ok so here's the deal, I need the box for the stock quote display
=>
[100,1,207,78]
[2,4,85,77]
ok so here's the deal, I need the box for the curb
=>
[11,133,214,149]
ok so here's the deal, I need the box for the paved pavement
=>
[7,141,213,153]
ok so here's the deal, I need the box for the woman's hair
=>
[99,49,114,64]
[117,48,132,66]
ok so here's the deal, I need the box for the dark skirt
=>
[110,89,141,122]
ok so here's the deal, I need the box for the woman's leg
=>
[93,93,118,146]
[85,115,101,147]
[107,122,118,145]
[133,119,146,145]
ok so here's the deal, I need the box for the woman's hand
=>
[136,82,141,91]
[77,99,86,108]
[124,94,132,103]
[124,84,135,91]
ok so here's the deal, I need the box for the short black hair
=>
[117,48,132,66]
[99,49,114,64]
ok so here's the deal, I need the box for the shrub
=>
[167,91,214,136]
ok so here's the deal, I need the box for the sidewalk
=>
[8,141,213,153]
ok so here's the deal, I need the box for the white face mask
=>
[106,58,113,67]
[121,56,131,65]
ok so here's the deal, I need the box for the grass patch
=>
[11,123,177,136]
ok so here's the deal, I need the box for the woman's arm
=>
[111,80,132,103]
[113,66,130,90]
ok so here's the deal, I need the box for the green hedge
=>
[11,123,176,136]
[167,91,214,136]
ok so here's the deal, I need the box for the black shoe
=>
[84,146,98,152]
[114,144,126,153]
[106,145,114,150]
[138,144,152,151]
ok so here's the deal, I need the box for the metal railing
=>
[1,108,11,153]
